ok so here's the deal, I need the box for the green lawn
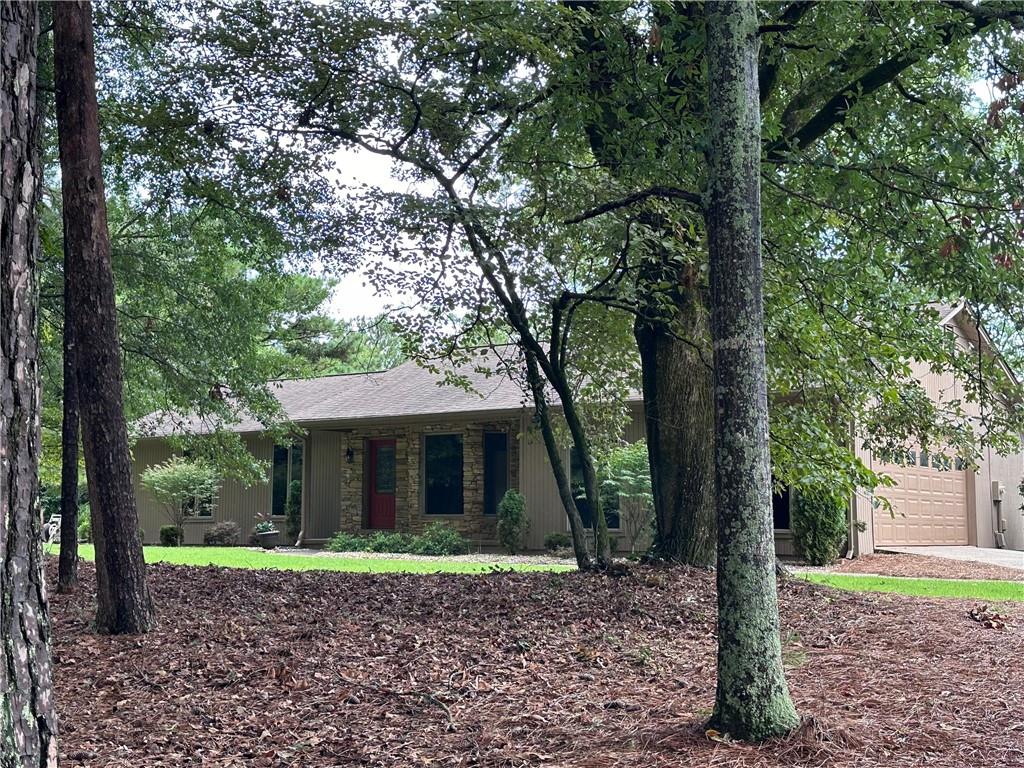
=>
[61,544,572,574]
[800,572,1024,602]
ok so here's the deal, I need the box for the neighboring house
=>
[131,306,1024,556]
[851,304,1024,554]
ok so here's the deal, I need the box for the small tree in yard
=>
[141,457,219,545]
[497,490,529,555]
[600,441,654,556]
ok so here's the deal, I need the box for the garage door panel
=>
[873,455,968,546]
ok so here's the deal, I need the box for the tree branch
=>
[564,185,702,225]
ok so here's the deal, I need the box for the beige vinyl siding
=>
[305,430,345,540]
[518,405,648,551]
[132,435,273,545]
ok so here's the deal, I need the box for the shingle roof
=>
[136,350,537,438]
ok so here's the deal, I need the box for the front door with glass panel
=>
[367,439,396,529]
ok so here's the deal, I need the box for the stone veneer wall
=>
[335,417,520,545]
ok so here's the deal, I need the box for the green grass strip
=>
[800,572,1024,602]
[59,544,572,574]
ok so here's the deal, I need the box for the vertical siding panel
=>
[307,430,344,540]
[519,421,569,550]
[131,440,172,543]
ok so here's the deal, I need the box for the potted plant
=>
[254,519,280,550]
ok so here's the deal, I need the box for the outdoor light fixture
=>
[345,447,355,464]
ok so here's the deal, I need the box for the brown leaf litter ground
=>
[51,561,1024,767]
[829,553,1024,581]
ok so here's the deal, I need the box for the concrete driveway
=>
[880,545,1024,570]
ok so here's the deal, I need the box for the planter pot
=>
[256,530,279,550]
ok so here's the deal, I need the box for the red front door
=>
[367,439,396,529]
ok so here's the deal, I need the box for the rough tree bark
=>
[705,0,799,742]
[0,1,61,762]
[57,241,80,592]
[54,0,153,634]
[571,1,717,566]
[635,262,717,567]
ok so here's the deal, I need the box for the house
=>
[131,307,1024,556]
[132,354,646,551]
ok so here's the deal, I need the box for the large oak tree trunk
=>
[636,272,716,567]
[0,1,61,762]
[57,243,80,592]
[54,0,153,634]
[705,0,798,742]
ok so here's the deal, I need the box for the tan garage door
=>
[873,450,969,546]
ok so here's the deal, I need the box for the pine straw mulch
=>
[829,553,1024,582]
[50,561,1024,768]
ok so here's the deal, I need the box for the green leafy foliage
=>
[496,490,529,555]
[324,531,367,553]
[77,514,91,543]
[365,532,415,553]
[543,532,571,552]
[409,523,471,556]
[254,520,278,535]
[203,521,240,546]
[792,486,849,566]
[141,457,219,532]
[325,524,469,557]
[597,441,654,554]
[159,525,183,547]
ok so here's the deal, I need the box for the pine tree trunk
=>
[636,277,716,567]
[705,0,798,742]
[54,0,153,634]
[0,2,61,761]
[57,245,80,592]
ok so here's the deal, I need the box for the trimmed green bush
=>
[77,514,91,543]
[411,522,470,556]
[543,532,571,552]
[496,490,529,554]
[325,531,369,552]
[203,521,240,546]
[366,531,415,553]
[324,523,469,556]
[792,486,848,566]
[160,525,183,547]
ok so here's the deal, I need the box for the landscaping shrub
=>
[77,515,91,543]
[496,490,529,554]
[324,524,469,556]
[285,478,302,542]
[543,532,571,551]
[410,522,470,556]
[366,531,415,553]
[792,486,848,566]
[203,521,240,546]
[325,531,369,552]
[160,525,184,547]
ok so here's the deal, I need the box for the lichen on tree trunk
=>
[705,0,799,742]
[54,0,153,634]
[1,1,60,762]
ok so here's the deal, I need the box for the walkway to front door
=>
[367,439,396,529]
